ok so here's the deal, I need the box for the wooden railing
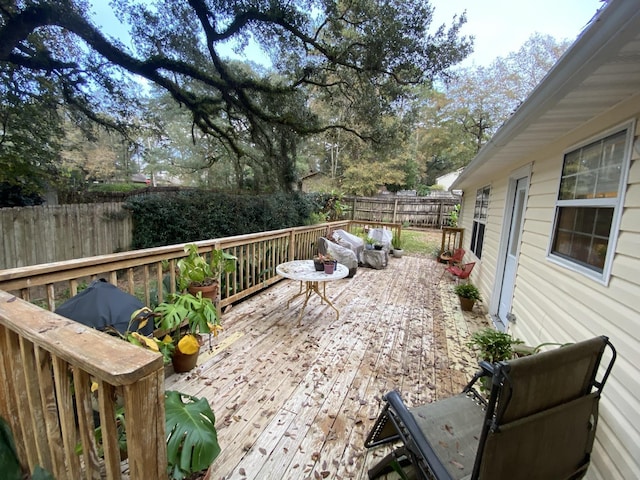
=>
[0,290,165,480]
[0,220,399,479]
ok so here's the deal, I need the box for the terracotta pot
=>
[172,347,199,373]
[459,296,476,312]
[324,261,335,274]
[188,281,219,301]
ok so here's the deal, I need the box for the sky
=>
[91,0,606,68]
[430,0,605,66]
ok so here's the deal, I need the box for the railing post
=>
[124,370,167,480]
[288,229,296,261]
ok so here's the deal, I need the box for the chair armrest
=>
[461,361,495,405]
[478,360,494,375]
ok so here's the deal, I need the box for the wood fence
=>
[346,195,459,227]
[0,194,456,269]
[0,203,132,270]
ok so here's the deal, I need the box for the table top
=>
[276,260,349,282]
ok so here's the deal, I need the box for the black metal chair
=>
[365,336,616,480]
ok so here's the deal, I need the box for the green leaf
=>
[0,417,22,480]
[165,391,220,479]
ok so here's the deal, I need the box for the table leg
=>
[295,282,315,325]
[315,282,340,321]
[286,281,307,308]
[287,280,341,325]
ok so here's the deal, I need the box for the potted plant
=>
[313,253,326,271]
[466,327,524,392]
[177,244,237,301]
[466,327,524,363]
[153,291,221,372]
[322,254,337,274]
[365,237,375,250]
[74,390,221,480]
[391,233,404,258]
[453,283,481,311]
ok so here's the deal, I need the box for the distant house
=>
[298,171,333,192]
[435,168,463,193]
[451,0,640,477]
[130,173,150,185]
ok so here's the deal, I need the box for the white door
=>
[497,177,527,326]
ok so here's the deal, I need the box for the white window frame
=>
[470,185,490,259]
[547,121,634,285]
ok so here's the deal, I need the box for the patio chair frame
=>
[365,336,616,480]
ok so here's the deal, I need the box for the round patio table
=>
[276,260,349,325]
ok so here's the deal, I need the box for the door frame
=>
[490,164,532,330]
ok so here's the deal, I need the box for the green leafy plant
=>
[449,204,460,227]
[1,416,55,480]
[153,291,221,360]
[467,328,524,363]
[119,291,221,365]
[177,244,237,291]
[453,283,481,300]
[74,391,221,480]
[391,233,403,250]
[154,292,218,336]
[165,391,221,480]
[75,405,128,461]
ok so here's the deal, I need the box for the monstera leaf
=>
[0,417,22,480]
[165,391,220,479]
[1,417,54,480]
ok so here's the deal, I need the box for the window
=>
[549,127,631,280]
[470,186,490,259]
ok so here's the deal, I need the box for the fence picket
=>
[0,203,133,270]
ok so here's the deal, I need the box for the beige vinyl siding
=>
[508,131,640,478]
[458,180,507,304]
[456,115,640,478]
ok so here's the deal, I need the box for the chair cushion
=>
[409,394,484,479]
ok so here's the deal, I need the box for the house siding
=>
[457,112,640,478]
[457,180,507,301]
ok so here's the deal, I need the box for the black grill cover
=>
[55,279,153,336]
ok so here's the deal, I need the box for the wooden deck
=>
[165,253,491,480]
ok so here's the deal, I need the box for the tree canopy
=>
[1,0,472,195]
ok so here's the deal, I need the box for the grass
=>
[401,229,441,257]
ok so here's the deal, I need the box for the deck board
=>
[165,254,491,479]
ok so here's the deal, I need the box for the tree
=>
[411,33,571,187]
[0,62,64,198]
[444,33,571,154]
[1,0,472,192]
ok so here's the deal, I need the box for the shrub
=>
[453,283,481,300]
[467,328,524,363]
[124,190,316,248]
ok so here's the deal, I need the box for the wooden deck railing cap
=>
[0,290,163,385]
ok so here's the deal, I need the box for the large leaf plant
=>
[165,391,221,479]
